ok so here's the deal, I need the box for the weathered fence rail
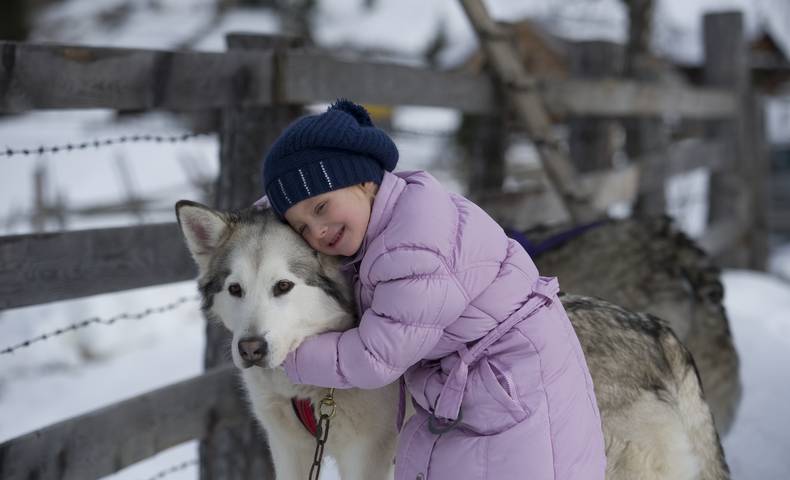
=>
[0,223,195,309]
[0,41,736,118]
[0,365,243,480]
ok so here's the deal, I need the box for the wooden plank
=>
[0,42,274,112]
[541,78,736,119]
[703,11,768,269]
[0,41,736,119]
[0,223,195,310]
[743,93,770,270]
[621,0,667,217]
[634,139,726,179]
[567,41,623,173]
[282,49,497,113]
[0,365,247,480]
[664,140,726,174]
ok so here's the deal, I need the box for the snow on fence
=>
[0,11,770,479]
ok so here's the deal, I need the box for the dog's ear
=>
[175,200,229,273]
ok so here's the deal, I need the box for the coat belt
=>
[401,276,559,432]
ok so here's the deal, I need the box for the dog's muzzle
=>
[238,336,268,368]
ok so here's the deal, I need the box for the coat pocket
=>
[459,358,528,435]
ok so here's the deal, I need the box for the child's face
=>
[284,182,378,257]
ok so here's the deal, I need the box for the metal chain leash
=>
[309,388,336,480]
[0,295,200,355]
[0,132,213,158]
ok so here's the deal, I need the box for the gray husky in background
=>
[176,200,730,480]
[526,217,740,436]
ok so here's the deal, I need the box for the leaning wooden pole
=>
[458,0,597,224]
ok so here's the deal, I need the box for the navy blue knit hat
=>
[262,99,399,218]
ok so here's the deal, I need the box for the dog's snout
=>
[238,336,268,367]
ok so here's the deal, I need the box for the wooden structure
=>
[0,10,767,479]
[455,10,770,269]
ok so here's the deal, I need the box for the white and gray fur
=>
[176,200,729,480]
[527,217,740,436]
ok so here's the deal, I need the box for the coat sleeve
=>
[282,248,469,389]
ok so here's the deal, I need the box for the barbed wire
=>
[0,128,460,158]
[0,132,214,158]
[0,295,201,356]
[141,459,198,480]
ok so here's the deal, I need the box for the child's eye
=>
[315,202,326,214]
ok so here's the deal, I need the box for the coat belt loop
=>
[433,354,469,421]
[533,276,559,302]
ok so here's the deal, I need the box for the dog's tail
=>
[661,328,731,480]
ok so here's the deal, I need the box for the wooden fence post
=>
[622,0,670,217]
[567,40,623,173]
[200,33,303,480]
[703,11,768,268]
[458,98,507,201]
[744,92,770,269]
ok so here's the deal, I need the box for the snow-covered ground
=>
[721,270,790,479]
[2,0,790,478]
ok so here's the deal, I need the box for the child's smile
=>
[283,182,378,257]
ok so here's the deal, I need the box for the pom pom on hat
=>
[328,99,374,127]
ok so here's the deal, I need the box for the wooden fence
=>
[0,11,770,479]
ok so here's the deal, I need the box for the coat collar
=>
[340,170,409,270]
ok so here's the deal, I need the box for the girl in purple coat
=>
[262,100,606,480]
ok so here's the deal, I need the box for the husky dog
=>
[176,200,400,480]
[176,200,729,480]
[525,217,741,436]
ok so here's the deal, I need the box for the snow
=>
[1,0,790,478]
[769,243,790,282]
[665,166,710,239]
[721,271,790,480]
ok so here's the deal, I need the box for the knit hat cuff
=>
[265,151,384,217]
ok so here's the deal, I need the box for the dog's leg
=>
[333,437,395,480]
[266,423,316,479]
[251,401,316,479]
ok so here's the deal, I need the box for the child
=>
[261,100,606,480]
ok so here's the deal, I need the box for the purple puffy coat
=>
[283,170,606,479]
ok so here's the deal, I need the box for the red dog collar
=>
[291,397,318,437]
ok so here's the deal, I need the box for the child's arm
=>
[282,248,468,389]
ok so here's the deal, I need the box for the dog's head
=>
[175,200,355,370]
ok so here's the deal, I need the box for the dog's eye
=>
[228,283,243,297]
[274,280,294,296]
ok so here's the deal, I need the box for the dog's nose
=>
[238,336,268,366]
